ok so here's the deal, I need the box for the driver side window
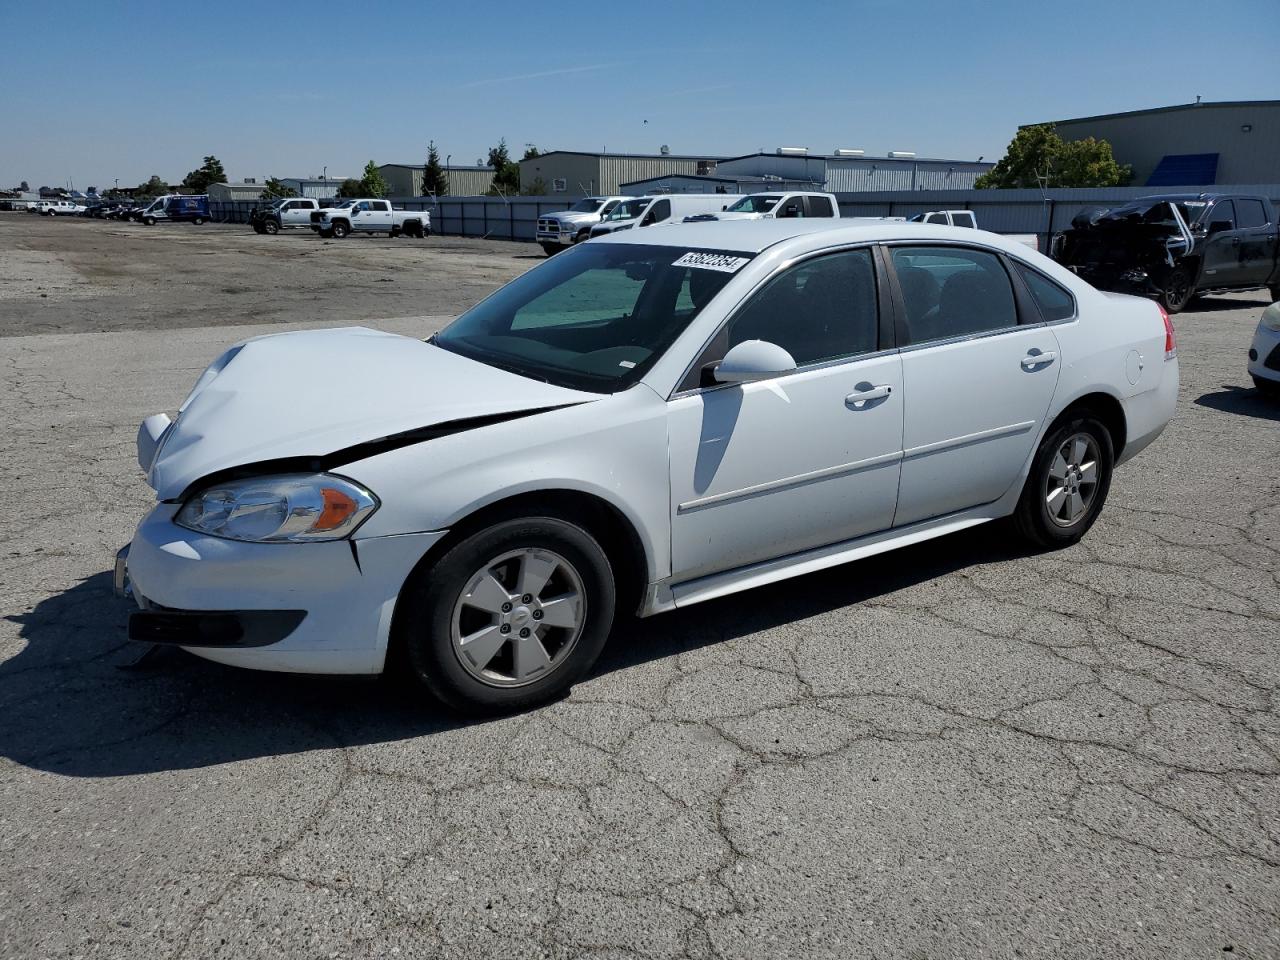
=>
[724,249,879,366]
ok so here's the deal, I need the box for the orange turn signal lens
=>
[315,487,360,531]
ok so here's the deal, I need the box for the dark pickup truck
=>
[1052,193,1280,313]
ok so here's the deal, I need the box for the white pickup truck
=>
[310,199,430,239]
[251,197,323,234]
[536,196,630,255]
[38,200,88,216]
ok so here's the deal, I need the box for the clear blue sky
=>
[3,0,1276,190]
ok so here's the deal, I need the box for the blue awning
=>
[1146,153,1219,186]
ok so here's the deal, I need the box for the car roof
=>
[592,218,1030,255]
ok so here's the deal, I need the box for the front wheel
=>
[262,219,279,235]
[144,216,156,226]
[396,516,616,715]
[1012,414,1114,548]
[1160,265,1194,314]
[193,217,204,225]
[331,221,350,238]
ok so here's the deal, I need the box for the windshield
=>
[569,198,605,213]
[726,195,781,213]
[1100,199,1206,225]
[604,198,650,222]
[433,242,752,392]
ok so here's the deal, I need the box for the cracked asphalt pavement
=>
[2,215,1279,958]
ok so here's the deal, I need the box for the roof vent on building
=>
[243,177,256,184]
[888,151,916,159]
[660,144,670,155]
[833,148,864,157]
[776,146,808,156]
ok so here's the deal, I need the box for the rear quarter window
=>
[1013,262,1076,322]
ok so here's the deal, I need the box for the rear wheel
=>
[396,516,616,715]
[1160,265,1194,314]
[1012,414,1114,548]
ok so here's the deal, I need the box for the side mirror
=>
[1208,219,1233,234]
[721,204,728,210]
[712,340,797,384]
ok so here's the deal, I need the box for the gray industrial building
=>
[379,163,496,197]
[620,173,825,195]
[522,149,992,196]
[1038,100,1280,186]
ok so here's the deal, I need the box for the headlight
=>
[1261,302,1280,332]
[175,473,377,542]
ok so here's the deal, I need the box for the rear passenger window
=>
[726,249,878,366]
[890,246,1017,345]
[808,196,833,217]
[1236,199,1267,228]
[1013,262,1076,322]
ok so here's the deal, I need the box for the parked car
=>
[135,195,209,226]
[537,196,630,255]
[1052,193,1280,313]
[310,199,430,239]
[251,197,323,234]
[115,219,1177,714]
[40,200,88,216]
[588,194,743,238]
[709,192,840,221]
[1248,300,1280,397]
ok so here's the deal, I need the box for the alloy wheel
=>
[1045,432,1100,527]
[449,548,586,688]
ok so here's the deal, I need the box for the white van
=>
[589,194,742,238]
[713,192,840,221]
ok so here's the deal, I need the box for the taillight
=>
[1159,304,1176,360]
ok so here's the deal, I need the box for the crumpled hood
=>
[544,211,596,226]
[147,327,595,500]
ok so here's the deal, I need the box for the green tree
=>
[260,177,299,200]
[522,176,548,196]
[486,138,521,195]
[976,125,1130,189]
[522,144,541,160]
[137,175,167,196]
[422,141,449,196]
[336,178,363,198]
[182,155,227,193]
[357,160,390,198]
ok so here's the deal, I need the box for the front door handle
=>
[845,384,893,408]
[1021,350,1057,370]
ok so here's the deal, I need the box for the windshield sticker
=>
[672,252,750,273]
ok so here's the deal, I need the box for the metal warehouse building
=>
[1038,100,1280,186]
[379,163,496,197]
[521,149,992,196]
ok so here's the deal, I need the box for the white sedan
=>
[1248,300,1280,397]
[117,220,1179,713]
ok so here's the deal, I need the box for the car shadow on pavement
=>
[1186,295,1274,313]
[1194,384,1280,421]
[0,527,1030,778]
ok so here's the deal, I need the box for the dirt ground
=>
[0,212,537,337]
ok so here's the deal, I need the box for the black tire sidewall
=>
[398,517,616,715]
[1017,414,1114,547]
[263,220,278,234]
[1161,266,1193,314]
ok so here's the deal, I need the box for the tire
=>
[252,223,266,234]
[396,516,616,715]
[193,217,204,225]
[46,210,55,217]
[1253,375,1280,398]
[1160,265,1195,314]
[540,242,560,257]
[331,221,350,239]
[144,216,156,226]
[1012,413,1114,549]
[262,219,279,235]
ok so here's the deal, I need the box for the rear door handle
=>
[1021,350,1057,370]
[845,384,893,408]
